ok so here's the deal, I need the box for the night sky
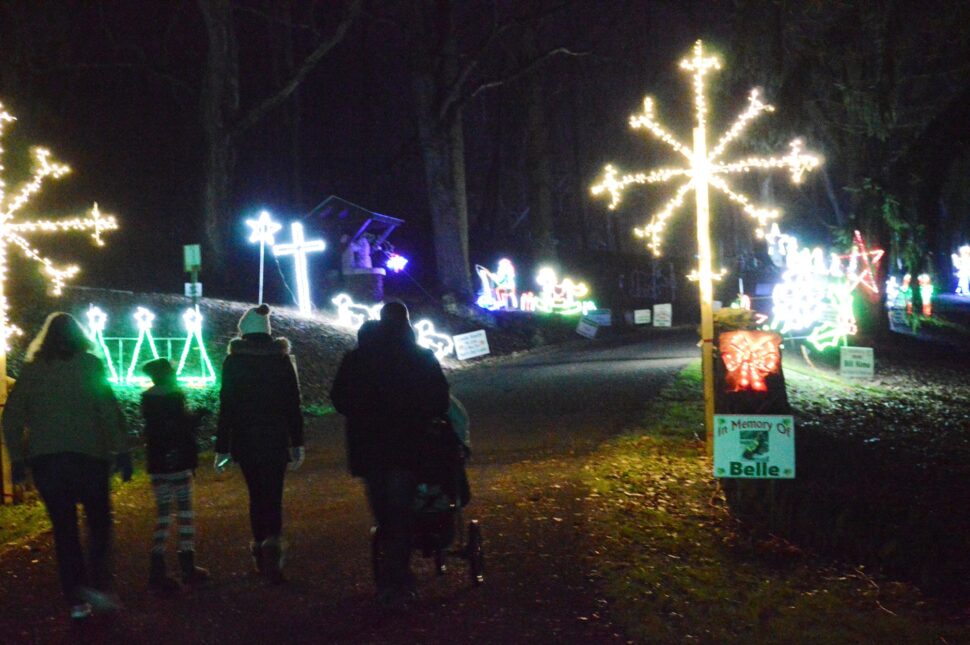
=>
[2,1,968,304]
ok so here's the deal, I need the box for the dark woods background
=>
[1,0,969,320]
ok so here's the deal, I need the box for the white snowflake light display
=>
[273,222,326,316]
[0,103,118,349]
[590,40,820,450]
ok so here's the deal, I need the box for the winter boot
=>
[148,553,180,593]
[250,541,264,574]
[177,550,210,585]
[260,537,286,585]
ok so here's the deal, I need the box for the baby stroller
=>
[372,416,484,586]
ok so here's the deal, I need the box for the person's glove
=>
[115,452,133,483]
[214,453,232,473]
[11,461,26,485]
[289,446,305,472]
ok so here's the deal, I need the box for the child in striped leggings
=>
[142,359,209,592]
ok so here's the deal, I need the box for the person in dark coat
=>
[330,302,449,604]
[214,304,304,584]
[2,312,131,621]
[141,358,209,592]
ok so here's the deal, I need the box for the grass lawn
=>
[581,362,968,643]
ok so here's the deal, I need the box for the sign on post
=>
[453,330,490,360]
[585,309,612,326]
[184,282,203,298]
[183,244,201,272]
[840,346,874,378]
[713,414,795,479]
[576,318,599,339]
[633,308,652,325]
[653,303,672,327]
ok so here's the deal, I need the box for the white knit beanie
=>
[239,303,271,335]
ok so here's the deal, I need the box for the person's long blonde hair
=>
[25,312,92,362]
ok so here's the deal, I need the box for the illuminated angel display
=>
[719,330,781,392]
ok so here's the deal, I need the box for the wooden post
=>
[1,350,12,504]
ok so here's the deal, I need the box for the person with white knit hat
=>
[214,304,305,584]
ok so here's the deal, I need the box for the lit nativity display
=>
[86,305,216,387]
[474,259,596,316]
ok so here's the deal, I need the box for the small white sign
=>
[714,415,795,479]
[633,308,652,325]
[576,318,599,339]
[184,282,203,298]
[183,244,202,272]
[453,330,490,360]
[712,300,723,312]
[840,346,874,378]
[653,303,672,327]
[586,309,612,326]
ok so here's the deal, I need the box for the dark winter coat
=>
[215,333,304,465]
[330,322,449,475]
[141,384,201,474]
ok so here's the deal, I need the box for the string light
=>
[414,319,454,358]
[330,293,382,330]
[246,209,282,303]
[85,306,119,383]
[952,245,970,296]
[475,258,519,310]
[591,40,819,256]
[273,221,326,316]
[385,253,408,273]
[534,267,596,316]
[720,330,781,392]
[125,307,160,384]
[175,307,216,387]
[0,103,118,349]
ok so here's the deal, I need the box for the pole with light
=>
[246,210,282,304]
[591,40,820,454]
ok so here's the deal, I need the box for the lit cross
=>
[590,40,820,454]
[246,209,282,303]
[0,103,118,350]
[273,222,326,315]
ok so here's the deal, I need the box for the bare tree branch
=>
[231,0,362,137]
[468,47,588,100]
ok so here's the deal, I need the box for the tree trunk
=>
[198,0,239,271]
[412,72,472,297]
[523,29,556,266]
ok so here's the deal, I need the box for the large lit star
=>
[590,40,820,256]
[246,210,282,246]
[835,230,884,296]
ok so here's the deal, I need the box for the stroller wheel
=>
[466,520,484,585]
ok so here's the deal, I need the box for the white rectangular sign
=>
[714,415,795,479]
[586,309,612,326]
[653,303,672,327]
[575,318,599,339]
[453,330,490,360]
[840,346,874,378]
[633,308,652,325]
[184,282,202,298]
